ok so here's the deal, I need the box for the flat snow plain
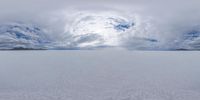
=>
[0,49,200,100]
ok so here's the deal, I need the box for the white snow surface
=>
[0,50,200,100]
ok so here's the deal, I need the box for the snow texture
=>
[0,50,199,100]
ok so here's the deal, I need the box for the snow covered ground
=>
[0,50,200,100]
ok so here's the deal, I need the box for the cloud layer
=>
[0,0,200,50]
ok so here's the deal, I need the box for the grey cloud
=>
[0,0,200,50]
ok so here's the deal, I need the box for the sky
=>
[1,0,199,19]
[0,0,199,26]
[0,0,200,50]
[0,0,198,32]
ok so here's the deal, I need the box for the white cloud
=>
[0,0,200,50]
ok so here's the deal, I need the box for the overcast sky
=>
[0,0,200,35]
[0,0,199,20]
[0,0,199,13]
[1,0,200,50]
